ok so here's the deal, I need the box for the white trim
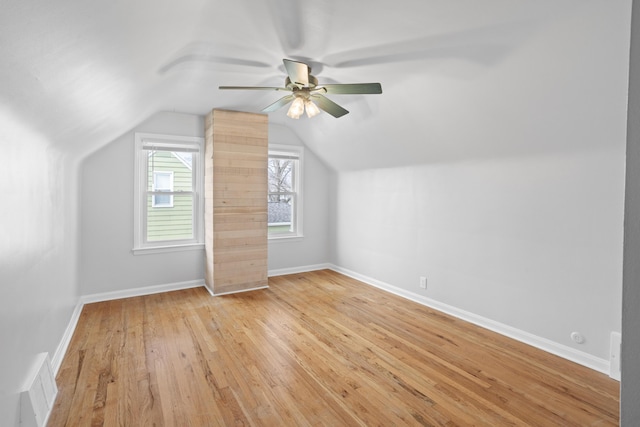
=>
[268,263,332,277]
[81,279,205,305]
[610,331,622,380]
[204,283,215,296]
[267,235,304,243]
[210,285,269,296]
[328,264,612,376]
[52,301,84,374]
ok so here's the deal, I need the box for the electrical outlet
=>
[571,331,585,344]
[419,276,427,289]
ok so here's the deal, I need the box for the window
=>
[152,171,173,207]
[268,144,303,239]
[134,133,204,254]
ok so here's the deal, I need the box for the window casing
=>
[133,133,204,254]
[268,144,303,240]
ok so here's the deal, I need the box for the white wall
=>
[334,145,625,363]
[80,112,205,295]
[268,124,332,272]
[0,108,80,425]
[328,0,630,369]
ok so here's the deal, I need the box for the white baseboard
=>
[268,263,332,277]
[329,264,611,376]
[81,279,205,304]
[610,331,622,381]
[51,301,84,375]
[211,285,269,296]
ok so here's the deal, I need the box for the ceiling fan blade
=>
[318,83,382,95]
[219,86,290,91]
[311,95,349,118]
[283,59,310,87]
[159,54,272,74]
[323,23,529,70]
[266,0,305,54]
[262,95,295,112]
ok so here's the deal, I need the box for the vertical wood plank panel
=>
[204,109,268,295]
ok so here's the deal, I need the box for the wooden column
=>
[204,109,268,295]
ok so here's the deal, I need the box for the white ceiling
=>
[0,0,631,170]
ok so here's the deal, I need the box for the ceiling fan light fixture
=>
[305,99,321,118]
[287,96,305,119]
[220,59,382,119]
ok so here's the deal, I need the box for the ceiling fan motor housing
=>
[286,75,318,90]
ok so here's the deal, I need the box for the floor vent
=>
[21,352,58,427]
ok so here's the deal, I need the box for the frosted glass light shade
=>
[305,99,321,118]
[287,97,305,119]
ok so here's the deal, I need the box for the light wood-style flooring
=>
[49,270,619,426]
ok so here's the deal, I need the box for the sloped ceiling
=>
[0,0,631,170]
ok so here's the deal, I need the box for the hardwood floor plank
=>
[49,270,619,426]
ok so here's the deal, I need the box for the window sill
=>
[132,243,205,256]
[268,234,304,243]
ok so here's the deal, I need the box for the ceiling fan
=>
[219,58,382,119]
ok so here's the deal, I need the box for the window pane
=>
[154,173,171,190]
[268,195,293,234]
[153,193,172,207]
[268,159,293,193]
[147,193,194,242]
[147,151,192,191]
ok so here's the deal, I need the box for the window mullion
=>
[147,191,194,195]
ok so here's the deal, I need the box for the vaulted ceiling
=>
[0,0,631,170]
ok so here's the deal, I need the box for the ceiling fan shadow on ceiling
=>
[218,59,382,119]
[322,21,536,71]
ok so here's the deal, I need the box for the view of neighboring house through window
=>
[134,133,204,253]
[152,171,173,207]
[268,144,303,239]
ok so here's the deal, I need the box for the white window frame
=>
[133,132,205,255]
[151,171,174,208]
[268,144,303,241]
